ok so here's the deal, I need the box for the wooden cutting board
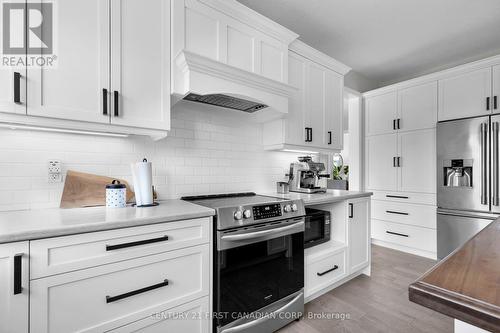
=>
[60,170,135,208]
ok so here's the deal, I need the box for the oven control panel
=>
[252,204,283,220]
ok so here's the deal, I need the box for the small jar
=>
[106,180,127,208]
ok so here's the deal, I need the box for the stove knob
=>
[284,204,292,213]
[291,203,298,212]
[243,209,252,219]
[234,210,243,220]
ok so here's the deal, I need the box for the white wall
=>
[0,103,303,212]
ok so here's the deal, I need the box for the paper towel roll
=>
[131,158,153,206]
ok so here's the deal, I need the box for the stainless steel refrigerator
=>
[437,115,500,259]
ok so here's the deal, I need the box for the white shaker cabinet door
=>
[110,0,170,130]
[0,242,29,333]
[324,69,344,150]
[348,198,370,273]
[307,62,326,147]
[27,0,110,123]
[365,91,397,136]
[285,52,308,145]
[398,129,436,193]
[398,81,438,131]
[438,67,492,121]
[366,133,398,192]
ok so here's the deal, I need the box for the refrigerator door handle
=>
[493,122,499,206]
[481,123,488,205]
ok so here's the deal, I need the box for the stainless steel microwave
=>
[304,208,331,248]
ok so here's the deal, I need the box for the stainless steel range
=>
[182,192,306,333]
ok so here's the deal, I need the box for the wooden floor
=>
[278,245,453,333]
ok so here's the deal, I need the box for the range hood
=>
[172,51,295,122]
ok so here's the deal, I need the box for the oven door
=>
[215,218,304,330]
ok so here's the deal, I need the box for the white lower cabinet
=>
[306,249,347,298]
[108,296,210,333]
[0,242,29,333]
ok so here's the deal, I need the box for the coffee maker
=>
[288,157,330,193]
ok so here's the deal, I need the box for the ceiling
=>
[237,0,500,86]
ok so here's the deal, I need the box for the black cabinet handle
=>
[386,230,409,238]
[393,157,397,167]
[328,131,332,145]
[304,128,309,142]
[13,254,22,295]
[317,265,339,276]
[309,128,313,142]
[386,195,409,199]
[103,88,108,115]
[397,157,401,167]
[494,96,498,110]
[386,210,409,216]
[348,203,354,218]
[397,118,401,130]
[106,279,169,303]
[13,72,21,104]
[114,91,119,116]
[487,97,491,111]
[393,119,396,130]
[106,235,169,251]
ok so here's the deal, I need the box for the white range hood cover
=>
[172,51,296,121]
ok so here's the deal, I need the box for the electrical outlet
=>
[48,160,62,183]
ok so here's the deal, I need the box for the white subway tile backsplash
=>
[0,105,305,211]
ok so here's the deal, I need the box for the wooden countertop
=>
[409,218,500,332]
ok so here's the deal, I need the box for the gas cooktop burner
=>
[182,192,305,230]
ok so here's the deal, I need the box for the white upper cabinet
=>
[438,67,492,121]
[172,0,297,84]
[0,69,26,115]
[493,65,500,112]
[263,41,350,151]
[365,133,398,191]
[0,242,29,333]
[27,0,109,123]
[365,92,397,136]
[398,81,437,131]
[398,129,436,193]
[110,0,170,130]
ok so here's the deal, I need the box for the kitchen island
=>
[409,217,500,333]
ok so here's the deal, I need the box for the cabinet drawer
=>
[371,219,436,253]
[30,244,210,333]
[306,250,346,297]
[107,296,210,333]
[30,218,210,279]
[372,200,436,229]
[370,190,436,205]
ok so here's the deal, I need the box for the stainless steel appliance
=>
[288,157,329,194]
[182,193,306,333]
[304,208,331,249]
[437,116,499,259]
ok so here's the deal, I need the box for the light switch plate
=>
[48,160,62,183]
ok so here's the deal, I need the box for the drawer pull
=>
[106,279,169,303]
[385,210,409,216]
[317,265,339,277]
[386,230,409,238]
[385,195,409,199]
[106,235,169,251]
[13,254,22,295]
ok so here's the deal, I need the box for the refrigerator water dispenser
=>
[443,159,473,187]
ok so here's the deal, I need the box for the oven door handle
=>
[221,221,304,242]
[220,292,304,333]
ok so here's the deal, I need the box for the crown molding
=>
[290,40,351,75]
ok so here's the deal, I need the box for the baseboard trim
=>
[372,239,437,260]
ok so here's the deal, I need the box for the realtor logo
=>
[1,0,57,67]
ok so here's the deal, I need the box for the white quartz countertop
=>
[0,200,215,244]
[262,190,373,205]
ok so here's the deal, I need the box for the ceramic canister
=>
[106,180,127,208]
